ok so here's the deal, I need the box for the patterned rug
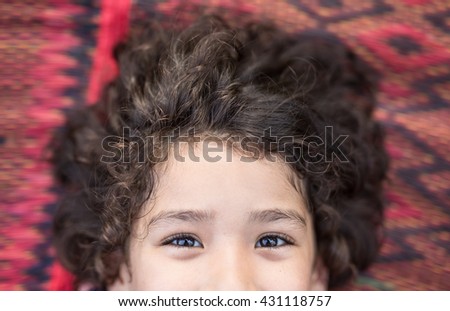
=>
[0,0,449,290]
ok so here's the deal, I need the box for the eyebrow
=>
[248,208,307,228]
[146,208,307,229]
[146,210,215,228]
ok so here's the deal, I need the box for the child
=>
[51,16,388,290]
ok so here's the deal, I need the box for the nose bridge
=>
[205,243,256,290]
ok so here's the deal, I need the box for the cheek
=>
[254,251,314,290]
[128,242,204,290]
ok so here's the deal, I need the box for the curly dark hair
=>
[50,16,388,290]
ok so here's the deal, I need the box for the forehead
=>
[142,140,309,221]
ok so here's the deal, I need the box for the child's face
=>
[110,142,327,290]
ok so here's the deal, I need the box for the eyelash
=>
[161,233,204,248]
[255,233,295,249]
[161,233,294,249]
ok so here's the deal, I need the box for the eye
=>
[162,234,203,248]
[255,234,294,248]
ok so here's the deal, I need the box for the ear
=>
[107,263,132,291]
[309,257,329,290]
